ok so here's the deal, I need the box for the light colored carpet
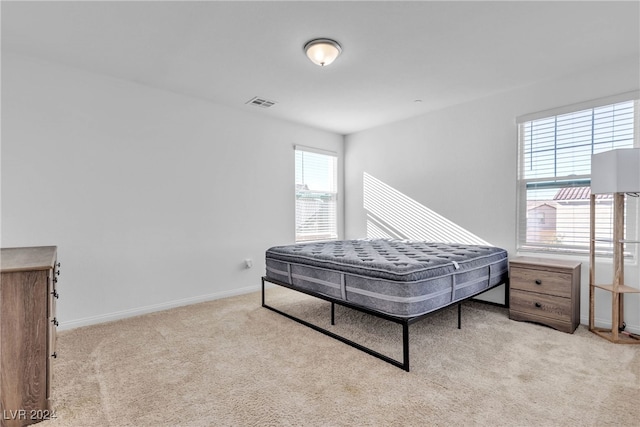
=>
[42,287,639,426]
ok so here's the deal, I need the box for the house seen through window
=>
[295,147,338,242]
[517,97,639,256]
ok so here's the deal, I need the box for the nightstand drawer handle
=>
[535,302,542,308]
[535,279,542,285]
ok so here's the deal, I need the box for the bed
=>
[262,239,509,371]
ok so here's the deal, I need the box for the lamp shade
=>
[591,148,640,194]
[304,39,341,66]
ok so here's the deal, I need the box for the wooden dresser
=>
[509,256,581,334]
[1,246,59,427]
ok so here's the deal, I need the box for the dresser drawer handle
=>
[535,302,542,308]
[535,279,542,285]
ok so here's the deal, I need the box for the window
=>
[295,146,338,242]
[516,94,639,256]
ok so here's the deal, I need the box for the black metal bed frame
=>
[262,276,509,372]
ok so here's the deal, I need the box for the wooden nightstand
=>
[509,256,581,333]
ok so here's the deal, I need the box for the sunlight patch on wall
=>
[363,172,490,245]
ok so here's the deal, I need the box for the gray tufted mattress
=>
[265,239,508,318]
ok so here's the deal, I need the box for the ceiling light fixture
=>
[304,38,342,67]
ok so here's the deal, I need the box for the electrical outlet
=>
[244,258,253,269]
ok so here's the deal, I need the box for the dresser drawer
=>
[1,246,58,425]
[510,266,572,298]
[510,289,572,322]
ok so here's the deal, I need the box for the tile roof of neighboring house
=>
[553,186,612,201]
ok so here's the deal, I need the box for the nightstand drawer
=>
[510,289,572,322]
[510,267,572,298]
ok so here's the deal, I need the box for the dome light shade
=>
[304,38,342,66]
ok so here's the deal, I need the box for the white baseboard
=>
[580,315,639,335]
[58,285,260,331]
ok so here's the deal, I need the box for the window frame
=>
[294,145,339,243]
[516,92,640,258]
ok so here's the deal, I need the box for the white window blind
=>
[516,98,638,256]
[295,147,338,242]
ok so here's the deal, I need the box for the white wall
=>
[4,51,638,333]
[344,57,640,332]
[1,54,343,329]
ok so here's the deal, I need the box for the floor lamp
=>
[590,148,640,343]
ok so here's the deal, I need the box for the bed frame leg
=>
[504,277,510,308]
[402,322,410,372]
[331,302,335,325]
[457,303,462,329]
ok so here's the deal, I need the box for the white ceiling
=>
[2,1,639,135]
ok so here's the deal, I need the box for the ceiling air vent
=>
[246,96,277,108]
